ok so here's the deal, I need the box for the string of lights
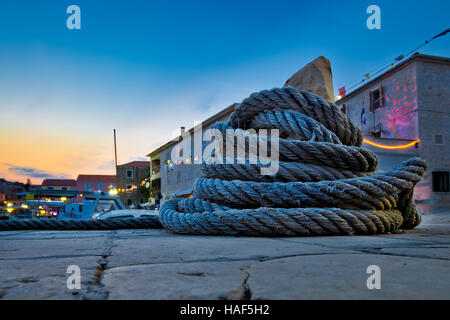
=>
[363,138,420,149]
[335,28,449,100]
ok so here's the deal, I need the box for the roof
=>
[118,161,150,168]
[147,103,237,157]
[337,53,450,103]
[76,175,116,183]
[41,179,77,187]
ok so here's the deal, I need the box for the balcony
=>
[151,165,160,180]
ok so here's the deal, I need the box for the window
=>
[434,134,444,145]
[85,184,90,191]
[126,185,132,193]
[127,199,132,206]
[432,171,449,192]
[62,187,67,190]
[340,104,347,114]
[94,200,119,214]
[370,88,383,111]
[98,183,103,191]
[126,169,133,178]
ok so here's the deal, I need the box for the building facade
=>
[147,53,449,211]
[76,174,116,193]
[117,161,150,207]
[147,104,235,202]
[336,53,449,210]
[41,179,77,190]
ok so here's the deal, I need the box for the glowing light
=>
[61,197,67,202]
[21,204,29,209]
[6,202,13,207]
[40,210,46,214]
[7,208,13,213]
[363,139,420,149]
[109,189,118,195]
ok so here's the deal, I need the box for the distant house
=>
[76,175,116,193]
[41,179,77,190]
[117,161,150,207]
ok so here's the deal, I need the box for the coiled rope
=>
[159,87,427,236]
[0,87,427,236]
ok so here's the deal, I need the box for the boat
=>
[57,192,157,220]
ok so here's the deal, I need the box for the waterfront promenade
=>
[0,211,448,299]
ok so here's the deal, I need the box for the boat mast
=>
[113,129,119,190]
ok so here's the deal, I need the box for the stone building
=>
[76,174,116,193]
[41,179,77,190]
[147,53,449,211]
[117,161,150,207]
[147,105,236,202]
[336,53,449,210]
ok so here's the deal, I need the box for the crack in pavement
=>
[81,231,116,300]
[354,248,450,261]
[218,262,254,300]
[104,251,360,271]
[0,254,103,261]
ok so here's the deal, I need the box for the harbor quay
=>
[0,2,449,305]
[0,210,448,300]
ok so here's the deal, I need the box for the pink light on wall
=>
[379,74,419,140]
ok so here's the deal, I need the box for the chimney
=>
[180,127,185,135]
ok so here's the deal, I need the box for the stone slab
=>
[247,253,450,299]
[103,261,251,300]
[0,212,448,299]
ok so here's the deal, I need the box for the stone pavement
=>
[0,212,448,300]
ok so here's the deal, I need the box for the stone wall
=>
[337,57,450,210]
[118,165,149,207]
[416,59,450,209]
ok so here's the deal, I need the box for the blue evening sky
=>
[0,0,448,182]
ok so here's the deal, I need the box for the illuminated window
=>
[432,171,449,192]
[370,88,383,111]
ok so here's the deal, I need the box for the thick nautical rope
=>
[0,87,426,235]
[159,87,427,236]
[0,216,161,231]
